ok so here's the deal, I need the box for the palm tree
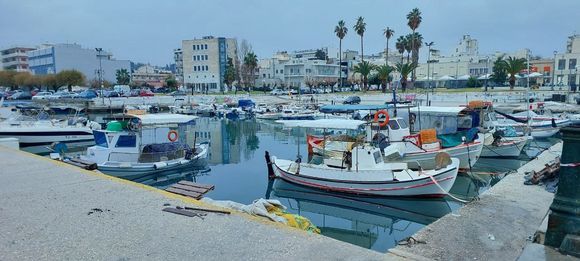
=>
[335,20,348,91]
[395,62,417,93]
[406,8,422,68]
[243,52,258,89]
[383,27,394,66]
[354,16,367,91]
[376,64,394,93]
[353,61,374,92]
[502,56,526,90]
[404,34,413,62]
[408,32,423,65]
[395,36,406,63]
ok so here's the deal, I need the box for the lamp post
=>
[484,56,490,92]
[552,51,557,88]
[455,59,460,88]
[95,48,104,103]
[425,41,434,92]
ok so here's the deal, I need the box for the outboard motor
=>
[492,130,504,146]
[372,133,390,152]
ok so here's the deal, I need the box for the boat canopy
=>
[276,119,367,130]
[128,113,198,125]
[410,106,468,116]
[319,104,392,113]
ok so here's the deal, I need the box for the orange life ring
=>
[168,130,179,142]
[374,110,390,127]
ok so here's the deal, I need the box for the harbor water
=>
[53,116,557,252]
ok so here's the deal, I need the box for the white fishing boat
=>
[480,131,529,158]
[81,113,209,180]
[0,109,100,154]
[267,120,460,197]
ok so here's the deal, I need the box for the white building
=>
[173,48,183,85]
[554,34,580,88]
[257,49,341,89]
[1,46,36,72]
[27,43,130,83]
[181,36,238,93]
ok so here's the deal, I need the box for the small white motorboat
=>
[480,131,529,158]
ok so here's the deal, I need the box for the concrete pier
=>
[0,146,386,260]
[389,142,563,260]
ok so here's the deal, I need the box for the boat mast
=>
[526,49,531,132]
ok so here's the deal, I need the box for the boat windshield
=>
[93,131,108,148]
[388,120,400,130]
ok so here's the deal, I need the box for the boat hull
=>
[400,140,483,170]
[271,158,459,197]
[481,137,528,158]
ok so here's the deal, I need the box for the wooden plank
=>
[162,207,205,218]
[184,206,231,215]
[165,187,202,199]
[177,180,214,190]
[170,183,210,194]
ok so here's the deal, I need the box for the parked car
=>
[31,91,54,100]
[343,96,361,105]
[270,89,285,95]
[49,91,74,99]
[127,89,140,97]
[153,87,169,93]
[299,88,312,94]
[103,90,120,98]
[139,90,155,97]
[74,90,98,99]
[9,91,33,100]
[170,91,187,96]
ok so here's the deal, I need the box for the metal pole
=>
[552,51,557,88]
[95,48,104,104]
[455,59,459,88]
[484,56,489,92]
[526,49,531,129]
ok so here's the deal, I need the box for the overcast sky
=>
[1,0,578,65]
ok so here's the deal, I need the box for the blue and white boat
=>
[81,113,209,180]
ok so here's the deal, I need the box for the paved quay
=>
[389,142,563,261]
[0,146,389,260]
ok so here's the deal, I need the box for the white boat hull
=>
[399,140,483,170]
[481,136,528,158]
[271,157,460,197]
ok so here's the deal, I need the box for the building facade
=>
[1,46,36,72]
[173,48,183,86]
[131,65,172,88]
[27,43,130,83]
[181,36,238,93]
[554,34,580,89]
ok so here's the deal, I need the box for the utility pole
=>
[484,56,490,92]
[425,42,434,106]
[552,51,557,89]
[95,48,104,103]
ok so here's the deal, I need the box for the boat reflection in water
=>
[133,164,211,189]
[266,179,453,251]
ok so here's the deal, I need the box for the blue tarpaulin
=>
[437,128,479,148]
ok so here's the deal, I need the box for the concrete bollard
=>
[545,126,580,257]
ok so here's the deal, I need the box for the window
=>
[373,150,383,164]
[397,119,408,129]
[205,65,208,70]
[194,66,197,72]
[275,70,278,74]
[558,59,566,70]
[116,135,136,148]
[93,131,108,148]
[205,55,208,60]
[388,119,400,130]
[193,56,197,61]
[280,69,283,73]
[204,44,208,49]
[570,59,577,71]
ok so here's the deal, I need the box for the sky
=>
[1,0,579,65]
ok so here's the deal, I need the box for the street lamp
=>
[95,48,104,103]
[425,42,434,106]
[484,56,490,92]
[552,51,557,88]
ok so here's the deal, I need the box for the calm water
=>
[66,116,557,252]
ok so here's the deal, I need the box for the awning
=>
[410,106,468,116]
[438,75,455,81]
[276,119,367,130]
[457,75,470,80]
[128,113,198,125]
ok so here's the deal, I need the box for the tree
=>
[243,52,258,89]
[407,8,422,79]
[165,76,177,91]
[56,70,86,91]
[314,49,327,60]
[383,27,394,66]
[224,57,236,92]
[354,16,367,90]
[491,56,507,86]
[89,79,111,89]
[354,16,366,62]
[334,20,348,91]
[395,62,417,92]
[404,34,413,62]
[0,70,17,88]
[466,76,481,88]
[395,36,407,63]
[376,65,394,93]
[353,61,374,92]
[502,56,527,90]
[237,39,252,87]
[13,72,32,89]
[115,69,131,85]
[407,32,423,65]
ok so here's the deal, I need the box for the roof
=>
[410,106,468,116]
[276,119,367,130]
[319,104,392,113]
[128,113,198,125]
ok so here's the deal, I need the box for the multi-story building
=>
[27,43,130,83]
[554,34,580,89]
[181,36,238,93]
[173,48,183,85]
[257,49,341,89]
[1,46,35,72]
[131,65,172,88]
